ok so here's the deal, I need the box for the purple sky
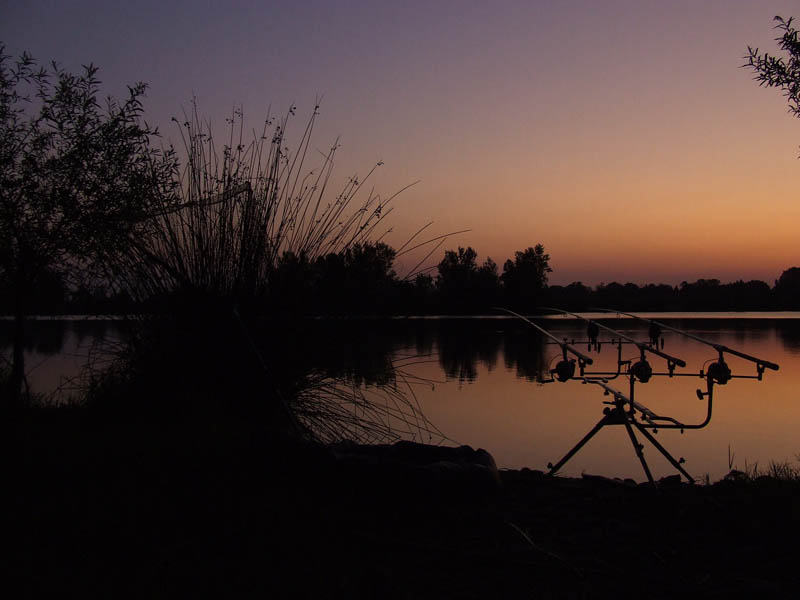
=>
[2,0,799,285]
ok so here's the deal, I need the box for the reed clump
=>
[112,101,405,310]
[724,459,800,483]
[722,445,800,483]
[87,102,441,445]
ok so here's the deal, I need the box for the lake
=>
[4,313,799,482]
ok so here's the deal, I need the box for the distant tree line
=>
[4,243,799,315]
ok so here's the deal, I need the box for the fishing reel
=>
[552,358,576,382]
[707,358,732,385]
[630,358,653,383]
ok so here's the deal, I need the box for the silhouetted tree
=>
[725,280,772,310]
[0,47,176,407]
[437,247,482,311]
[775,267,800,308]
[437,248,501,312]
[313,241,398,314]
[501,245,551,309]
[746,16,800,125]
[639,283,679,311]
[594,282,626,310]
[343,241,397,285]
[679,279,722,310]
[546,281,592,310]
[341,241,398,312]
[269,251,314,313]
[473,257,500,308]
[437,247,478,289]
[408,272,436,313]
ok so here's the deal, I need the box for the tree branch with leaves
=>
[0,45,177,408]
[746,16,800,122]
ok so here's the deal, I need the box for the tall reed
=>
[95,101,443,445]
[114,101,406,307]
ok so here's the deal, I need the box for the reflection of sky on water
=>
[5,316,800,482]
[0,319,121,399]
[404,319,800,482]
[777,321,800,354]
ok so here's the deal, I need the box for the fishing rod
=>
[541,307,687,379]
[494,307,592,382]
[522,306,781,483]
[593,308,780,381]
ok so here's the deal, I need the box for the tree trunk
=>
[7,277,27,410]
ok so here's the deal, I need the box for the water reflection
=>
[278,315,800,482]
[777,320,800,354]
[0,319,113,356]
[437,326,501,383]
[403,318,799,482]
[503,331,547,382]
[7,315,800,393]
[7,315,800,482]
[0,320,66,355]
[291,319,547,386]
[29,321,66,355]
[0,319,122,398]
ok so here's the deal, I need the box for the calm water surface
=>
[394,315,800,483]
[5,314,800,482]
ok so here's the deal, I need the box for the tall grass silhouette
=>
[91,101,445,445]
[115,101,411,305]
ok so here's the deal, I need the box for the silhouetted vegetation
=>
[0,47,177,407]
[434,246,500,313]
[6,240,796,317]
[501,244,552,308]
[4,254,799,317]
[746,16,800,126]
[0,45,441,437]
[72,100,449,443]
[774,267,800,309]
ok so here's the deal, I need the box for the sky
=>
[2,0,799,286]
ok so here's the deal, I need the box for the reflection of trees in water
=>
[0,319,119,357]
[502,330,547,382]
[22,321,66,355]
[413,324,436,358]
[284,321,428,388]
[435,321,547,383]
[286,320,550,386]
[673,319,770,348]
[0,322,11,354]
[728,322,770,347]
[320,336,397,388]
[436,325,502,383]
[778,321,800,354]
[27,317,794,390]
[72,320,111,345]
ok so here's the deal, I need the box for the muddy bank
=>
[10,422,799,598]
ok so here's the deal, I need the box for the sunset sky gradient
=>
[2,0,798,285]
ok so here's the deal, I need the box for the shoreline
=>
[11,420,800,597]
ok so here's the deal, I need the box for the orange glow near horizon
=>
[2,1,798,286]
[385,103,800,286]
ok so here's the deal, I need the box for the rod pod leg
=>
[633,423,695,484]
[623,418,655,484]
[546,411,616,476]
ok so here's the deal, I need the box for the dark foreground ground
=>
[10,415,800,599]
